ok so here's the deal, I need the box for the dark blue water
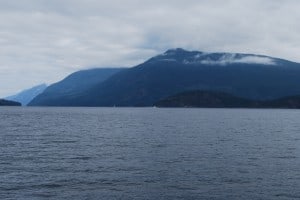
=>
[1,107,300,199]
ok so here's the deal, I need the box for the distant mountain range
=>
[154,90,300,108]
[0,99,21,106]
[28,48,300,107]
[6,84,47,106]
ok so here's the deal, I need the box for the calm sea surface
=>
[1,107,300,199]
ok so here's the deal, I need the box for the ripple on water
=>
[1,107,300,199]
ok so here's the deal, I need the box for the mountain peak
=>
[164,48,188,54]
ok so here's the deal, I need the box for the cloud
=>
[0,0,300,96]
[232,56,276,65]
[199,54,276,65]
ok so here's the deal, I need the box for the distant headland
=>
[0,99,21,106]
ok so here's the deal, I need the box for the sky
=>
[1,0,300,97]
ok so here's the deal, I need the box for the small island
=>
[0,99,21,106]
[154,90,300,109]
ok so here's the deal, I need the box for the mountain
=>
[0,99,21,106]
[155,90,300,109]
[29,68,124,106]
[29,48,300,107]
[5,84,47,106]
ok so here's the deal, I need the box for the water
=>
[1,107,300,199]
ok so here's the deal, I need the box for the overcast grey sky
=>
[1,0,300,97]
